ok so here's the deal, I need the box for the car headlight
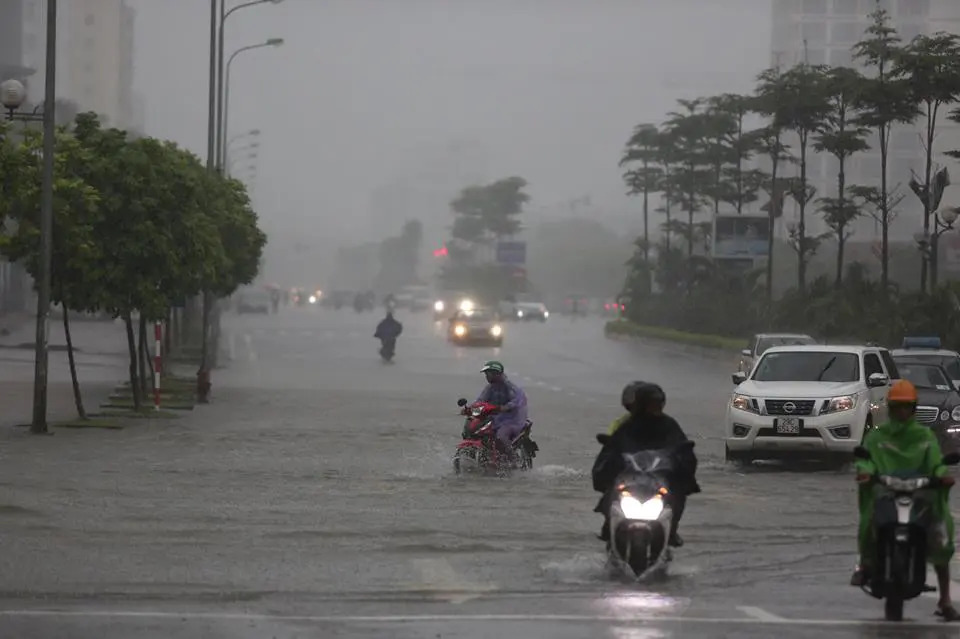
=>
[619,494,664,521]
[517,310,524,318]
[454,324,466,336]
[490,324,502,337]
[951,406,960,422]
[821,395,856,414]
[459,299,474,312]
[308,295,317,304]
[434,300,444,312]
[543,311,549,318]
[731,394,757,413]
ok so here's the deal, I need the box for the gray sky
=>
[129,0,771,277]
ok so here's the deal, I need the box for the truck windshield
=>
[753,351,860,383]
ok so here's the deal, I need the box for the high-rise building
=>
[21,0,142,130]
[770,0,960,240]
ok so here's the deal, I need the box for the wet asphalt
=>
[1,306,959,638]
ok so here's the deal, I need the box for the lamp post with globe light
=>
[915,206,959,289]
[222,38,283,168]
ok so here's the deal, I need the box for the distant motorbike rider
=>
[850,379,959,620]
[592,382,699,547]
[475,360,528,458]
[374,311,403,359]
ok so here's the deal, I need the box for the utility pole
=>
[198,0,219,402]
[31,0,58,434]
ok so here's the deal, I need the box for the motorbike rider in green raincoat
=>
[850,378,959,621]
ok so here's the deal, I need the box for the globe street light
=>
[920,207,960,288]
[216,0,284,169]
[222,38,283,173]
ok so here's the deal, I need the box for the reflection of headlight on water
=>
[619,494,663,521]
[434,300,445,312]
[490,324,502,337]
[454,324,467,336]
[308,295,317,304]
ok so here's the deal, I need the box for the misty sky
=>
[128,0,771,274]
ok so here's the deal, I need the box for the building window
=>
[897,23,926,42]
[831,22,865,44]
[833,0,859,15]
[85,13,95,26]
[897,0,929,17]
[802,0,828,14]
[829,47,854,67]
[801,21,828,43]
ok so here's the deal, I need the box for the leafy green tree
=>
[700,98,738,215]
[662,99,711,257]
[753,67,793,300]
[620,123,662,265]
[777,63,832,293]
[449,176,529,245]
[0,127,101,419]
[893,32,960,290]
[708,93,765,215]
[815,66,871,286]
[852,8,918,293]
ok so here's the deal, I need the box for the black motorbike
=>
[379,337,396,363]
[853,446,960,621]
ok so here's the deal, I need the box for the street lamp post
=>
[222,38,283,167]
[915,206,959,289]
[226,128,260,152]
[215,0,284,170]
[0,0,57,435]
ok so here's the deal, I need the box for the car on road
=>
[434,292,476,321]
[725,344,899,465]
[889,358,960,451]
[513,301,549,322]
[321,290,354,309]
[737,333,816,374]
[236,289,271,314]
[447,308,503,346]
[890,336,960,389]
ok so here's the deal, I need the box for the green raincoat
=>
[855,417,955,567]
[608,413,629,435]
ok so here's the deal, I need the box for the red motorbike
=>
[453,398,538,475]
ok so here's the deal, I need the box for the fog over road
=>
[1,306,958,637]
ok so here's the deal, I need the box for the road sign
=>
[496,241,526,265]
[713,215,769,258]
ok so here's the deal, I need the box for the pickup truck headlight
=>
[820,395,856,414]
[732,394,758,413]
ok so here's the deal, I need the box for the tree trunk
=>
[920,106,936,294]
[137,315,149,397]
[164,309,172,357]
[766,152,779,302]
[62,303,86,420]
[836,231,845,288]
[642,160,649,265]
[665,194,672,253]
[837,155,847,287]
[143,319,154,379]
[797,134,808,295]
[123,313,141,410]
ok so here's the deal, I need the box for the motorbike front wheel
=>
[884,546,907,621]
[453,448,481,475]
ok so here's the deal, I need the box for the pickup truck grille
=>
[764,399,816,416]
[915,406,940,424]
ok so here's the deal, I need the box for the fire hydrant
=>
[197,369,211,404]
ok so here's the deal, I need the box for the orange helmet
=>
[887,379,918,404]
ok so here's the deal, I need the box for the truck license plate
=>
[775,417,800,435]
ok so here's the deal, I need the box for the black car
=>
[892,358,960,450]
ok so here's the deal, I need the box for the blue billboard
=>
[713,215,769,258]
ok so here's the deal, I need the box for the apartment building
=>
[770,0,960,241]
[21,0,142,130]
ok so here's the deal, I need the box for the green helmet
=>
[481,360,505,374]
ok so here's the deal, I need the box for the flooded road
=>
[1,306,958,637]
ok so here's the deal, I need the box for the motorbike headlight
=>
[619,494,664,521]
[454,324,466,336]
[731,394,757,413]
[490,324,502,337]
[308,295,317,304]
[434,300,444,312]
[471,407,483,417]
[821,395,856,414]
[951,406,960,422]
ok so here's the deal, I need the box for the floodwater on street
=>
[1,306,959,638]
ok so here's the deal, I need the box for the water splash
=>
[541,552,609,584]
[533,464,585,479]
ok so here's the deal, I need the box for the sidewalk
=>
[0,315,129,427]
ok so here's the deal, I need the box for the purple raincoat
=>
[476,375,529,444]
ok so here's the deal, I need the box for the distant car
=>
[891,358,960,451]
[237,290,271,314]
[513,302,549,322]
[435,293,476,321]
[737,333,817,374]
[891,336,960,389]
[447,308,503,346]
[601,299,625,317]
